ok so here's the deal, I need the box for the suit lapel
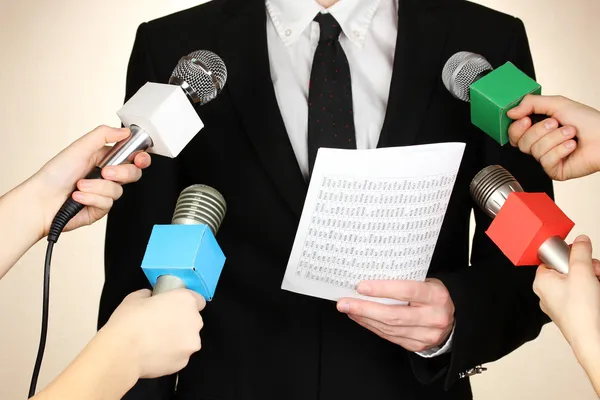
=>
[218,0,307,220]
[378,0,451,148]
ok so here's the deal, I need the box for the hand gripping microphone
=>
[442,51,546,146]
[47,50,228,244]
[141,184,227,300]
[28,51,227,398]
[469,165,574,273]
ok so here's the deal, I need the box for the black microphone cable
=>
[28,167,103,398]
[28,240,53,398]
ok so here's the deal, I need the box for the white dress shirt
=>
[265,0,454,358]
[266,0,397,179]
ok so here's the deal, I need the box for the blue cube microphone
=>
[141,184,227,300]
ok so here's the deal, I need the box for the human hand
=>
[102,288,206,379]
[337,279,454,352]
[533,235,600,358]
[28,125,151,236]
[507,94,600,181]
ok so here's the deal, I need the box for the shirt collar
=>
[265,0,382,48]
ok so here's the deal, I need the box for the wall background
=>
[0,0,598,398]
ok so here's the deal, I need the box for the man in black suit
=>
[99,0,553,399]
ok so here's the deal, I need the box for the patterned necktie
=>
[307,13,356,176]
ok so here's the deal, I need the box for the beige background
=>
[0,0,599,398]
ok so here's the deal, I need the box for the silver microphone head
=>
[469,165,523,218]
[169,50,228,106]
[442,51,493,102]
[172,184,227,235]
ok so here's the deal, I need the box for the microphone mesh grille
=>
[172,184,227,235]
[469,165,519,211]
[170,50,228,105]
[442,51,492,102]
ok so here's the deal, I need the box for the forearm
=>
[572,334,600,396]
[33,327,138,400]
[0,178,44,279]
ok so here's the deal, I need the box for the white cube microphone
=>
[48,49,227,242]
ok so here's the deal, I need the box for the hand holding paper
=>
[337,278,455,352]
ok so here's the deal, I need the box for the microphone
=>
[442,51,546,145]
[29,51,227,399]
[141,184,227,299]
[47,50,228,243]
[470,165,574,273]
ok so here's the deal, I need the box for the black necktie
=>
[307,13,356,175]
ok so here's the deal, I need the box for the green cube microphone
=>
[442,51,545,145]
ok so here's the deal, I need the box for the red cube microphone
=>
[469,165,574,273]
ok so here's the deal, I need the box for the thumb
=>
[124,288,152,300]
[188,290,207,311]
[507,94,565,120]
[568,235,595,278]
[71,125,130,154]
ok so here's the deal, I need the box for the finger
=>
[593,259,600,277]
[338,298,426,326]
[188,291,207,311]
[350,315,448,346]
[101,164,143,184]
[72,191,113,211]
[507,94,569,120]
[73,125,131,153]
[88,145,114,168]
[531,126,577,162]
[90,150,150,175]
[349,315,428,343]
[532,264,561,297]
[515,118,560,155]
[124,289,152,300]
[356,280,438,304]
[538,139,577,180]
[569,235,595,278]
[348,315,432,352]
[133,152,152,169]
[170,289,207,312]
[77,179,124,201]
[538,300,549,317]
[508,117,532,147]
[195,314,205,332]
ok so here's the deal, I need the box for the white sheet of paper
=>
[281,143,466,305]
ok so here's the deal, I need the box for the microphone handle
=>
[47,125,153,243]
[152,275,187,295]
[538,235,571,274]
[47,167,104,242]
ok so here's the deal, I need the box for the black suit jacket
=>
[99,0,553,399]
